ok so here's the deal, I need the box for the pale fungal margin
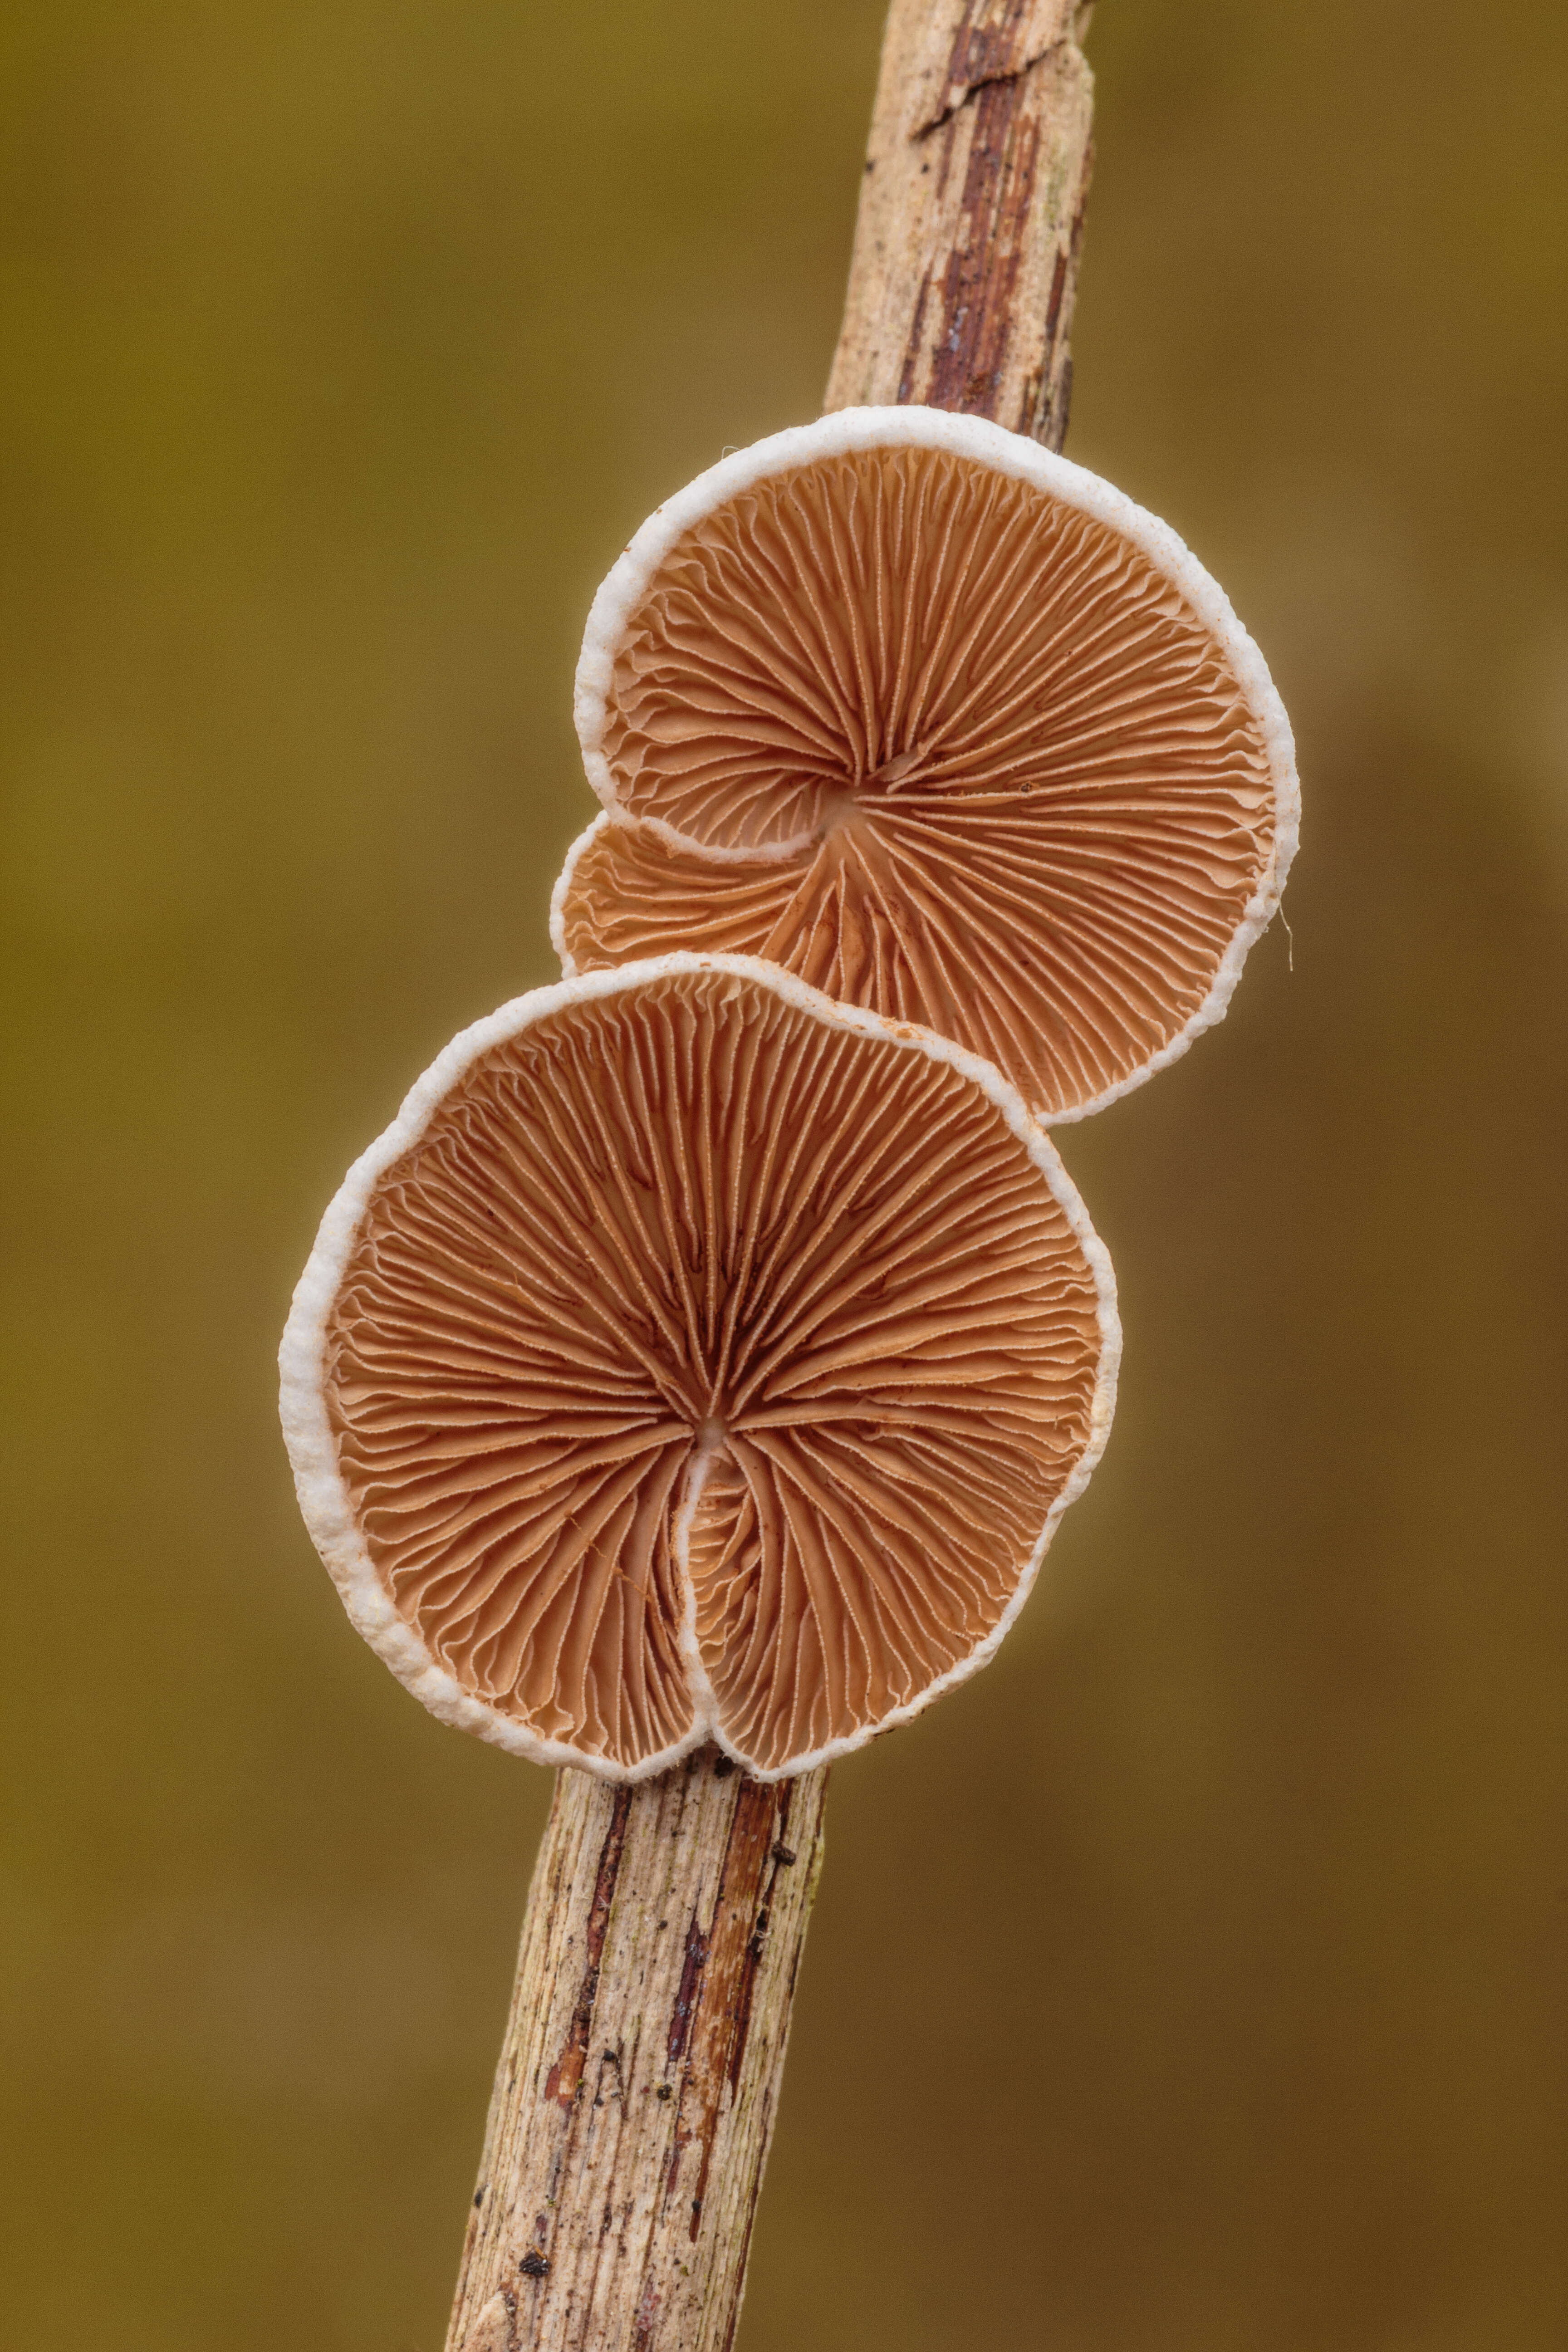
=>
[560,404,1299,1126]
[280,954,1119,1781]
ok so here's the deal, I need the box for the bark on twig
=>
[443,1757,827,2352]
[442,6,1096,2346]
[826,0,1095,446]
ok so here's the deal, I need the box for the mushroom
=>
[553,406,1298,1124]
[279,954,1117,1779]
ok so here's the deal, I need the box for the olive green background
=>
[3,3,1566,2346]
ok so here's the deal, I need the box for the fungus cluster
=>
[282,407,1296,1780]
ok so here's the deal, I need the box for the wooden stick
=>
[826,0,1095,450]
[444,1756,828,2352]
[442,8,1096,2346]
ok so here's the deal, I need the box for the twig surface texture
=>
[444,4,1095,2345]
[827,0,1094,447]
[445,1760,826,2352]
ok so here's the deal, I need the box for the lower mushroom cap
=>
[281,958,1118,1778]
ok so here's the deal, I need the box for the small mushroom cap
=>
[279,956,1118,1779]
[559,407,1298,1124]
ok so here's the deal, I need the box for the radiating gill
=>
[678,1437,758,1654]
[817,749,926,839]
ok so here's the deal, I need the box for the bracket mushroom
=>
[280,956,1117,1779]
[554,407,1298,1125]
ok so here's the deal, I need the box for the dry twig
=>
[442,7,1096,2345]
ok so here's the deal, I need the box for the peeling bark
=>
[441,5,1098,2345]
[444,1757,826,2352]
[825,0,1095,448]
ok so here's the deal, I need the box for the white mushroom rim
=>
[279,951,1120,1782]
[564,402,1298,1129]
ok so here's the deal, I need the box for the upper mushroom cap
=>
[559,407,1298,1125]
[279,956,1117,1779]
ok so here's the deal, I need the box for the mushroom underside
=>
[318,966,1108,1775]
[568,441,1285,1119]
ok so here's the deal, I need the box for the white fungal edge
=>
[547,808,610,977]
[570,403,1300,1126]
[279,950,1121,1783]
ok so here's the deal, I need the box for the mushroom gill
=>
[309,962,1113,1777]
[562,425,1295,1122]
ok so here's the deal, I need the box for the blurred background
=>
[3,2,1566,2346]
